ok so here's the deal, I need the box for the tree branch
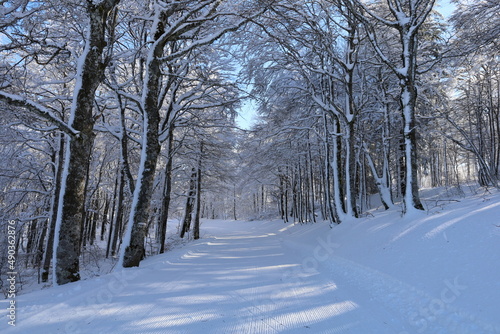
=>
[0,91,79,137]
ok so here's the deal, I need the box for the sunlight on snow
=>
[425,201,500,239]
[214,233,277,240]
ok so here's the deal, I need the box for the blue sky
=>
[438,0,456,18]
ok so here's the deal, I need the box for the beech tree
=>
[241,0,371,221]
[0,0,121,285]
[342,0,439,212]
[117,0,268,267]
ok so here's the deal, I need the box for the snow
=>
[49,11,95,284]
[395,11,411,27]
[51,136,72,286]
[2,187,500,333]
[50,16,94,284]
[117,106,148,267]
[118,6,157,266]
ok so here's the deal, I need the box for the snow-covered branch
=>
[0,91,79,137]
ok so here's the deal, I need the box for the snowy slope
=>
[1,187,500,333]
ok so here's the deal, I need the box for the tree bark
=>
[121,85,161,266]
[54,0,120,285]
[42,133,64,282]
[158,127,174,254]
[193,167,202,240]
[121,12,164,267]
[399,28,424,212]
[180,168,197,239]
[110,170,125,257]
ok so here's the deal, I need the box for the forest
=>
[0,0,498,291]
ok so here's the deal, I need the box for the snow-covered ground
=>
[2,187,500,333]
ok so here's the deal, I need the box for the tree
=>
[443,56,500,187]
[451,0,500,53]
[119,0,267,267]
[241,0,372,221]
[343,0,437,212]
[0,0,121,285]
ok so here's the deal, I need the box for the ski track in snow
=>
[2,198,500,334]
[281,226,500,334]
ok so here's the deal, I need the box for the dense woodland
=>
[0,0,498,291]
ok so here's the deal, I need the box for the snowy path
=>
[2,200,500,334]
[3,220,393,333]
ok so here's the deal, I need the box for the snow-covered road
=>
[2,221,395,333]
[2,191,500,333]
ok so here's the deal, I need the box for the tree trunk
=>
[42,133,64,282]
[344,13,359,218]
[233,184,238,221]
[106,173,118,258]
[365,147,395,210]
[121,94,161,266]
[193,167,202,240]
[110,170,125,257]
[55,119,95,284]
[158,127,174,254]
[399,29,424,212]
[120,10,166,268]
[180,169,197,239]
[54,1,120,285]
[193,142,204,239]
[346,122,357,217]
[101,196,110,242]
[323,112,340,224]
[279,175,286,221]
